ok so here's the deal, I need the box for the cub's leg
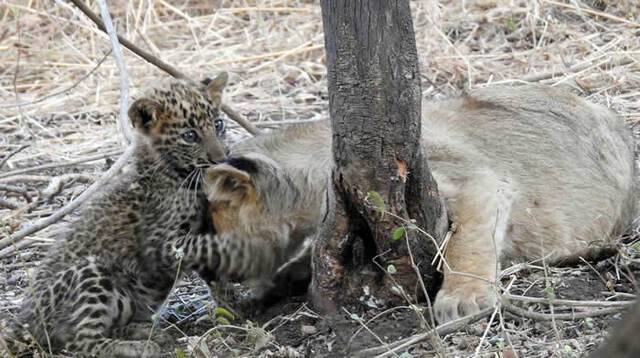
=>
[434,172,515,323]
[59,264,162,358]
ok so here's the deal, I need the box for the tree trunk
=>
[590,300,640,358]
[311,0,448,313]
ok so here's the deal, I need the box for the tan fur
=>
[207,164,262,234]
[206,85,637,322]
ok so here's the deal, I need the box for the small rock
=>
[457,338,469,350]
[301,325,317,335]
[7,272,23,285]
[502,347,517,358]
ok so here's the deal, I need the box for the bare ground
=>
[1,0,639,357]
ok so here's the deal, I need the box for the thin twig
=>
[0,150,122,180]
[0,144,30,171]
[0,198,20,210]
[0,51,112,109]
[504,294,635,308]
[0,237,41,259]
[67,0,182,78]
[543,0,640,28]
[0,184,32,202]
[503,303,628,321]
[67,0,260,136]
[354,308,494,357]
[250,118,326,127]
[94,0,132,145]
[0,144,136,251]
[0,174,96,185]
[522,56,635,83]
[346,306,411,352]
[221,103,259,136]
[343,307,398,358]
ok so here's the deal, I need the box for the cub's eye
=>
[214,118,225,135]
[181,130,200,143]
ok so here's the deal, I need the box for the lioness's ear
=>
[205,163,253,199]
[129,98,159,133]
[205,71,228,105]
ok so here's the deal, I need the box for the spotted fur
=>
[8,74,238,357]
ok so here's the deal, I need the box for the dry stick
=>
[0,174,96,185]
[0,149,122,179]
[250,118,326,127]
[0,144,136,251]
[503,294,635,308]
[1,3,138,250]
[0,174,99,258]
[0,238,40,258]
[0,50,112,109]
[0,184,32,202]
[365,299,630,357]
[354,307,494,358]
[68,0,182,78]
[0,144,30,171]
[68,0,260,136]
[503,303,628,321]
[543,0,640,28]
[346,306,411,352]
[522,56,636,83]
[95,0,133,145]
[342,307,397,357]
[0,198,20,210]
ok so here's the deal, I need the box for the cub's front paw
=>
[433,283,498,323]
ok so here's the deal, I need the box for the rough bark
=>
[590,300,640,358]
[311,0,448,313]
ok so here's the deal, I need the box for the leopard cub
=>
[7,74,232,357]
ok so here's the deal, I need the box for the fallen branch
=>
[354,307,494,357]
[0,237,45,259]
[543,0,640,28]
[96,0,133,145]
[68,0,260,136]
[0,198,20,210]
[522,56,636,83]
[503,294,635,308]
[0,184,32,202]
[1,4,139,250]
[0,50,111,109]
[0,144,30,171]
[0,174,96,185]
[504,303,628,321]
[0,150,122,180]
[0,144,136,251]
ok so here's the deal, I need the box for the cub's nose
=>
[204,136,227,164]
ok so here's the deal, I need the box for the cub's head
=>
[129,72,229,178]
[204,154,299,235]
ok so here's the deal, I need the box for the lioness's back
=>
[424,85,636,261]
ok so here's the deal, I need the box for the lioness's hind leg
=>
[434,172,515,323]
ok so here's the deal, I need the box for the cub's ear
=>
[128,98,159,132]
[205,163,254,201]
[205,71,228,105]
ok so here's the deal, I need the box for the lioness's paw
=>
[433,283,497,323]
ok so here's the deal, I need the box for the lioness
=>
[204,85,637,323]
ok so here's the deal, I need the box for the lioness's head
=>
[204,154,300,235]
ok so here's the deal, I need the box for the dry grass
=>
[1,0,639,357]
